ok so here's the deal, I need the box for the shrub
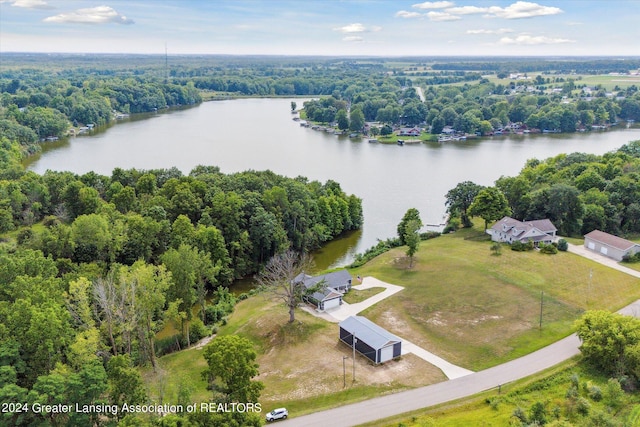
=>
[490,242,502,256]
[539,242,558,254]
[443,217,460,233]
[511,240,534,251]
[588,385,602,401]
[576,397,591,416]
[189,317,210,344]
[557,238,568,251]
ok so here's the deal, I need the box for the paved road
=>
[275,248,640,427]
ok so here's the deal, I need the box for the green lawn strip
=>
[140,345,210,405]
[357,358,640,427]
[349,224,640,371]
[343,287,386,304]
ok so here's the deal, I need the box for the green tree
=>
[107,355,147,421]
[119,261,172,370]
[349,107,365,132]
[397,208,422,245]
[201,335,264,403]
[336,109,349,130]
[404,219,421,268]
[445,181,483,227]
[162,244,215,342]
[575,310,640,378]
[469,187,511,230]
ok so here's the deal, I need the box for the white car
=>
[266,407,288,422]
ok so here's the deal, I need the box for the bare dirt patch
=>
[256,313,446,406]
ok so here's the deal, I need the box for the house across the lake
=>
[296,270,352,311]
[398,127,421,137]
[584,230,640,261]
[487,216,557,245]
[339,316,402,364]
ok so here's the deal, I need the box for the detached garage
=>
[584,230,640,261]
[339,316,402,364]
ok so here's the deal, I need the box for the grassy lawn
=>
[358,359,640,427]
[349,224,640,371]
[343,287,386,304]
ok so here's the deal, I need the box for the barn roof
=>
[339,316,401,350]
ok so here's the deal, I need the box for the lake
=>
[26,98,640,269]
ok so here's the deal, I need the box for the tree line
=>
[446,140,640,238]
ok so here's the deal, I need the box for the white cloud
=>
[427,11,460,21]
[2,0,52,9]
[412,1,455,9]
[486,2,563,19]
[43,6,134,25]
[446,6,488,15]
[343,36,364,42]
[334,23,366,33]
[466,28,514,34]
[395,10,422,19]
[333,23,381,33]
[499,34,575,45]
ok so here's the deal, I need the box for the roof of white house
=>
[295,270,352,302]
[490,216,556,242]
[339,316,401,349]
[584,230,639,251]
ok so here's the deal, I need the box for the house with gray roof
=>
[339,316,402,364]
[487,216,557,245]
[296,270,352,311]
[584,230,640,261]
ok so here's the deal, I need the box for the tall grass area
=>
[350,224,640,371]
[361,360,640,427]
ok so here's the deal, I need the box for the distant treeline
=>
[431,58,640,74]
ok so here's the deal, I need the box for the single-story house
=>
[339,316,402,364]
[584,230,640,261]
[487,216,557,245]
[398,127,421,137]
[296,270,352,311]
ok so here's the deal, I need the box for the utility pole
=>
[352,336,357,382]
[343,356,348,388]
[539,291,544,330]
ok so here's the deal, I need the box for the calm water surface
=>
[27,98,640,268]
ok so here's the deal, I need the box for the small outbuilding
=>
[339,316,402,364]
[584,230,640,261]
[296,270,352,312]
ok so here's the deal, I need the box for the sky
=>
[1,0,639,57]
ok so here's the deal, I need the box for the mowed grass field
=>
[485,73,640,90]
[350,225,640,371]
